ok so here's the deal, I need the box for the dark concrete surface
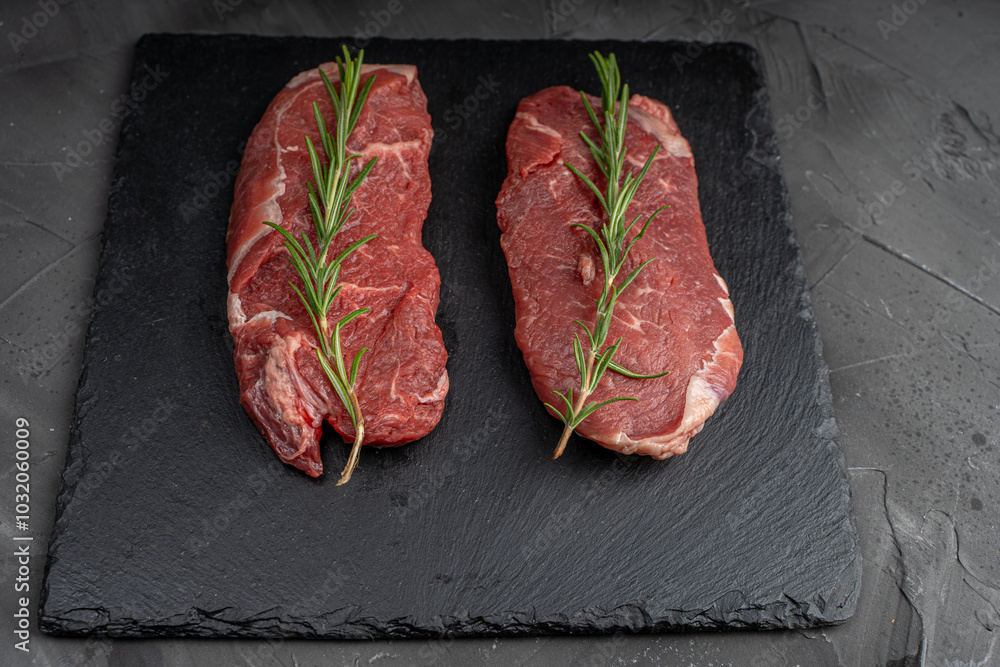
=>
[0,0,997,665]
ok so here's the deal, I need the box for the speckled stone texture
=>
[38,35,859,638]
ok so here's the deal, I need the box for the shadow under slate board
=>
[40,35,860,638]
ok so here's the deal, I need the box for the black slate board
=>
[40,35,860,638]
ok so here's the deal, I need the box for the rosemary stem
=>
[552,349,597,460]
[553,424,575,461]
[548,51,666,461]
[552,259,622,459]
[337,387,365,485]
[319,318,331,357]
[265,47,378,482]
[325,163,345,229]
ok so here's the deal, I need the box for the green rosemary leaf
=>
[570,223,610,274]
[572,334,586,380]
[589,338,622,391]
[297,271,322,317]
[574,319,597,349]
[321,283,343,317]
[617,258,656,294]
[264,222,311,269]
[284,281,314,323]
[319,68,340,116]
[580,92,601,138]
[331,318,348,382]
[621,211,666,265]
[616,84,629,139]
[332,307,372,379]
[299,232,319,266]
[337,307,371,329]
[621,212,644,238]
[349,73,378,132]
[305,137,324,194]
[329,60,344,95]
[316,255,337,285]
[572,396,637,428]
[595,286,620,336]
[313,103,334,165]
[641,205,668,232]
[339,207,356,232]
[543,396,571,425]
[318,350,356,426]
[579,132,607,178]
[350,347,369,387]
[317,265,339,311]
[333,233,377,266]
[346,157,378,197]
[565,163,608,212]
[590,52,610,112]
[608,192,632,230]
[307,195,324,240]
[608,360,670,379]
[616,169,652,219]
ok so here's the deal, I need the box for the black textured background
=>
[39,35,860,638]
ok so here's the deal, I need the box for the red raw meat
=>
[496,86,742,458]
[226,63,448,477]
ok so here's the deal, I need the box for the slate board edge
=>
[739,50,862,625]
[37,36,148,635]
[38,34,861,639]
[38,601,835,640]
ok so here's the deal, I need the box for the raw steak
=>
[226,63,448,477]
[496,86,742,458]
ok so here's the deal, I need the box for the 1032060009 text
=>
[12,418,32,653]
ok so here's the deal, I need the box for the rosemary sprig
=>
[545,52,670,460]
[263,45,378,484]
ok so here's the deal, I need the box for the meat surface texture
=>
[496,86,742,459]
[227,63,448,477]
